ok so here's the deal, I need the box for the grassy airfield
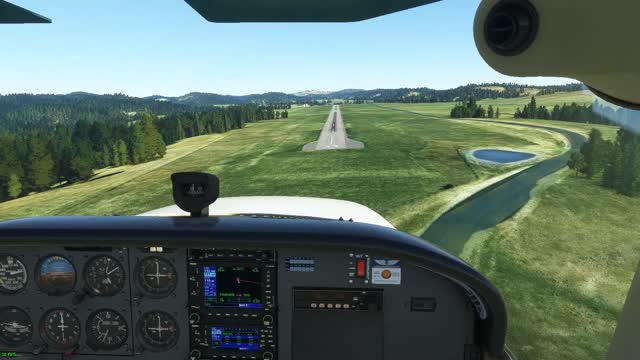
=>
[461,170,640,360]
[384,93,635,360]
[0,103,562,235]
[0,91,635,360]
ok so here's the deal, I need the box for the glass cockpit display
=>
[211,327,260,351]
[203,266,263,308]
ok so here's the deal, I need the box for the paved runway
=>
[303,105,364,151]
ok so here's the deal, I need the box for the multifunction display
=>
[188,249,277,360]
[203,266,263,308]
[211,327,260,351]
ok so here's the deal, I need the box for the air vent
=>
[484,0,539,56]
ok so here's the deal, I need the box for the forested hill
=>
[151,83,582,106]
[0,105,289,203]
[0,83,582,130]
[147,92,295,107]
[0,93,190,131]
[333,83,582,103]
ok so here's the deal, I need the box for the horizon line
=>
[0,81,583,99]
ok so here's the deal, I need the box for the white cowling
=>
[139,196,395,229]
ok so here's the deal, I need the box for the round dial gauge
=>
[40,308,81,349]
[137,311,178,351]
[84,256,125,297]
[0,307,33,346]
[35,255,76,295]
[135,257,177,297]
[0,255,28,294]
[86,309,128,350]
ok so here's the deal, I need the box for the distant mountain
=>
[145,83,583,106]
[0,83,583,130]
[145,92,296,106]
[293,90,338,97]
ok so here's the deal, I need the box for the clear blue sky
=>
[2,0,570,97]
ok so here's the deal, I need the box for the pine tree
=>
[580,129,607,178]
[67,142,94,182]
[536,106,550,120]
[514,108,522,118]
[175,118,185,141]
[568,152,585,177]
[7,173,22,199]
[618,130,639,195]
[603,148,622,189]
[530,96,537,117]
[141,113,166,159]
[26,135,55,191]
[117,140,129,165]
[603,128,640,195]
[495,107,501,119]
[473,105,486,118]
[551,105,561,120]
[111,142,122,167]
[129,123,147,164]
[487,105,494,119]
[100,144,110,168]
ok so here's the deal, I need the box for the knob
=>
[190,349,202,360]
[262,314,274,326]
[263,351,274,360]
[189,313,201,324]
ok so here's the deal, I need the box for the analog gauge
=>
[0,255,28,294]
[0,307,33,346]
[40,308,81,349]
[86,309,128,351]
[137,311,179,351]
[84,256,125,297]
[135,257,177,297]
[35,255,76,295]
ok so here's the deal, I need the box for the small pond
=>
[472,149,536,164]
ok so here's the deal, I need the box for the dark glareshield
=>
[185,0,441,22]
[0,0,50,23]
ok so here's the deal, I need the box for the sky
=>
[1,0,572,97]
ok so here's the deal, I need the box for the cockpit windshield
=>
[1,1,639,360]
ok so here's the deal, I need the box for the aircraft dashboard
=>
[0,216,506,360]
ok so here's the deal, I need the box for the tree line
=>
[347,83,582,104]
[450,98,501,119]
[0,105,283,202]
[513,96,617,126]
[0,93,190,131]
[569,127,640,196]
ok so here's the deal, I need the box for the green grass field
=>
[461,170,640,360]
[0,92,634,360]
[0,104,563,236]
[383,93,635,360]
[381,91,593,117]
[381,91,618,140]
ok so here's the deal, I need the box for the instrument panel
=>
[0,247,189,359]
[0,237,490,360]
